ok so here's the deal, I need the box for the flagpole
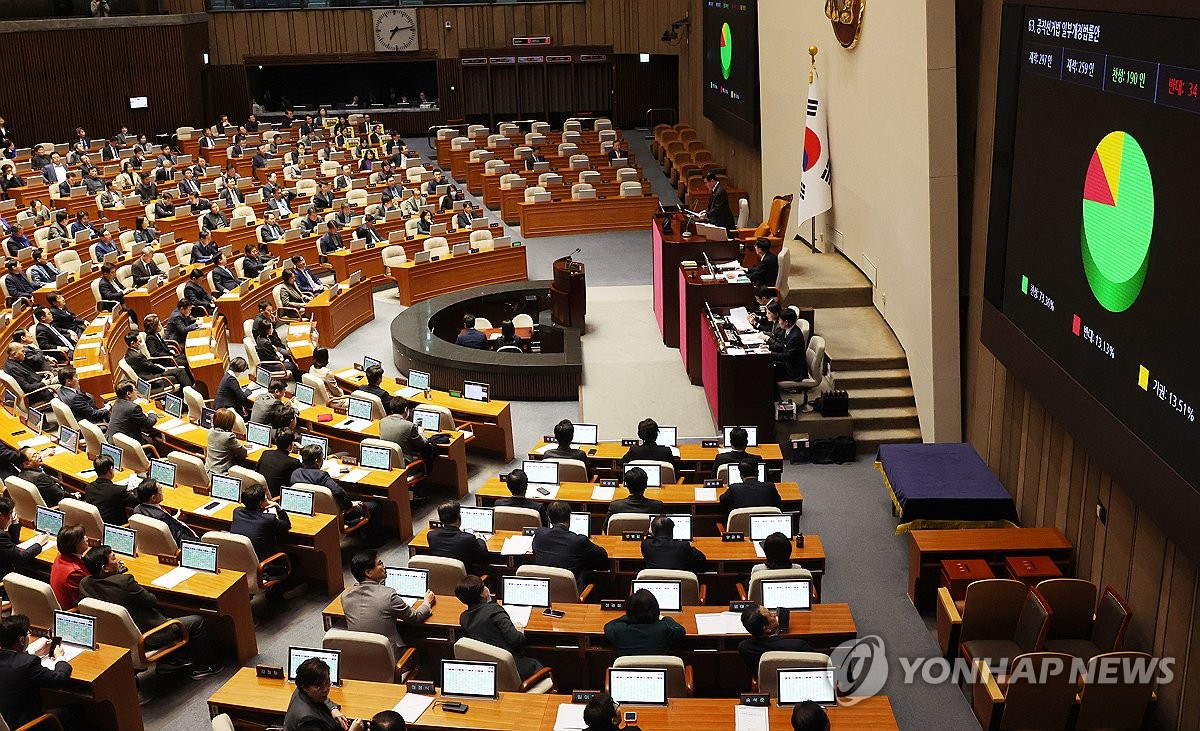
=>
[808,46,818,251]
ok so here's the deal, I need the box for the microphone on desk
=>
[564,247,582,261]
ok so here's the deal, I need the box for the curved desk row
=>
[518,194,661,238]
[391,243,528,306]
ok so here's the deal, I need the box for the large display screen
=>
[985,6,1200,500]
[702,0,760,140]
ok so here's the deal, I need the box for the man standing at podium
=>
[698,172,736,231]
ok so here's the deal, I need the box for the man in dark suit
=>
[283,658,348,731]
[318,221,344,255]
[96,263,126,311]
[4,343,51,406]
[190,230,218,264]
[290,444,385,547]
[701,172,736,230]
[152,191,177,219]
[1,496,50,590]
[641,516,706,573]
[290,255,324,294]
[79,545,222,679]
[214,357,253,416]
[230,483,297,594]
[355,214,383,245]
[165,300,201,345]
[219,180,246,208]
[177,168,201,198]
[607,139,630,164]
[543,419,591,476]
[713,427,764,471]
[107,383,158,446]
[298,208,323,236]
[17,447,71,507]
[532,501,609,586]
[378,397,432,465]
[201,203,229,233]
[257,427,302,497]
[737,603,816,671]
[719,457,783,512]
[41,153,68,184]
[131,479,198,546]
[619,418,679,468]
[0,614,79,730]
[770,309,808,382]
[130,246,163,287]
[84,454,136,525]
[4,259,35,302]
[524,147,548,171]
[210,252,241,294]
[607,467,664,517]
[48,293,85,336]
[455,314,488,349]
[183,269,216,314]
[493,468,546,524]
[35,308,74,358]
[312,181,335,211]
[746,238,779,288]
[57,368,110,424]
[427,502,490,569]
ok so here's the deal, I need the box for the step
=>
[849,386,915,410]
[831,355,910,372]
[853,426,924,454]
[835,368,913,389]
[851,407,920,431]
[783,285,873,310]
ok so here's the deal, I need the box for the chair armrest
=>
[716,522,726,534]
[684,665,694,696]
[147,355,179,365]
[140,618,189,662]
[278,306,301,319]
[15,713,64,731]
[936,587,963,659]
[971,659,1005,731]
[394,646,419,683]
[142,443,162,459]
[736,582,748,600]
[518,665,556,693]
[258,551,292,587]
[698,583,707,605]
[340,509,369,535]
[23,383,55,399]
[578,583,595,603]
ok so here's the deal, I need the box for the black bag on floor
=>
[820,390,849,417]
[832,436,858,464]
[811,438,836,464]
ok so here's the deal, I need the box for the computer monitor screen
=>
[288,647,341,686]
[35,506,64,536]
[571,423,598,445]
[210,473,241,502]
[748,513,794,541]
[760,579,813,611]
[57,426,79,454]
[255,366,272,388]
[55,610,96,649]
[299,433,328,457]
[181,540,219,573]
[723,425,759,447]
[727,462,767,485]
[347,397,373,420]
[609,668,668,705]
[99,442,123,471]
[657,426,678,447]
[501,576,550,607]
[293,382,315,407]
[777,668,837,706]
[463,381,489,402]
[458,506,495,535]
[279,487,315,517]
[24,407,43,433]
[631,579,683,612]
[200,407,215,428]
[360,444,391,470]
[626,463,661,488]
[164,394,184,419]
[569,512,591,537]
[102,524,136,557]
[441,660,498,699]
[149,459,176,488]
[384,567,428,601]
[412,408,441,431]
[246,421,272,448]
[362,355,382,372]
[408,370,430,391]
[522,460,559,486]
[136,378,152,399]
[653,514,693,541]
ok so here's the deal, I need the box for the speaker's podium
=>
[551,255,586,328]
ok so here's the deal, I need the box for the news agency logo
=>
[829,635,888,705]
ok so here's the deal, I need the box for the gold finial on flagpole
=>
[808,46,818,83]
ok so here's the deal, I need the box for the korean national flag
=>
[796,71,833,224]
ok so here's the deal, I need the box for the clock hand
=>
[389,26,400,39]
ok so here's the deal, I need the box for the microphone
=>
[565,247,581,261]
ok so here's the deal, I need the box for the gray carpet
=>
[143,130,974,731]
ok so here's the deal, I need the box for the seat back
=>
[612,655,688,698]
[512,313,534,329]
[201,530,265,595]
[620,181,644,198]
[516,564,580,603]
[626,460,674,484]
[382,244,407,268]
[494,506,541,532]
[228,465,266,489]
[499,173,525,190]
[211,713,236,731]
[1013,589,1053,653]
[55,249,82,274]
[726,506,782,534]
[1091,586,1131,653]
[322,628,396,683]
[167,450,210,488]
[635,569,701,606]
[77,597,152,668]
[59,498,105,540]
[960,579,1030,645]
[112,433,152,474]
[453,637,522,692]
[408,555,468,596]
[541,457,587,483]
[182,386,206,421]
[78,420,105,459]
[3,573,61,628]
[128,514,179,556]
[747,569,814,606]
[301,373,331,406]
[4,475,46,519]
[756,651,832,697]
[524,186,546,202]
[1035,578,1098,640]
[349,389,387,420]
[1074,651,1156,729]
[775,246,791,299]
[606,512,651,536]
[994,652,1078,730]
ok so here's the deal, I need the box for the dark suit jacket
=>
[5,272,33,299]
[283,687,342,731]
[125,349,166,380]
[427,525,489,567]
[737,634,816,671]
[3,360,45,397]
[98,277,126,304]
[131,259,162,287]
[51,305,85,333]
[455,328,488,349]
[165,310,199,344]
[258,449,301,497]
[769,325,808,380]
[212,266,240,294]
[524,154,547,171]
[532,524,609,583]
[641,535,707,573]
[107,398,156,445]
[713,450,763,471]
[607,494,665,517]
[0,522,43,584]
[79,571,169,633]
[705,183,736,230]
[131,503,197,545]
[0,644,72,727]
[231,506,291,562]
[85,477,136,525]
[747,251,779,287]
[620,443,679,468]
[458,601,540,678]
[35,322,72,353]
[603,615,686,656]
[58,385,107,422]
[718,479,783,511]
[215,372,252,415]
[183,281,215,310]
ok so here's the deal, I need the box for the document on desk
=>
[76,363,104,374]
[716,260,743,271]
[392,692,435,723]
[28,639,86,668]
[336,417,372,432]
[734,704,770,731]
[151,566,197,589]
[501,604,532,626]
[395,386,422,399]
[553,704,588,731]
[166,422,199,436]
[725,347,747,356]
[694,487,718,502]
[501,535,534,555]
[75,341,101,350]
[18,535,44,550]
[17,435,53,449]
[739,332,769,345]
[339,467,372,484]
[156,417,185,432]
[591,485,616,501]
[695,611,751,636]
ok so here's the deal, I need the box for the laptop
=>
[441,660,498,700]
[254,366,273,389]
[246,421,272,449]
[57,426,79,454]
[748,513,795,542]
[459,506,495,535]
[522,460,559,486]
[288,647,342,686]
[35,506,64,536]
[570,423,598,446]
[279,487,315,517]
[626,462,662,488]
[384,567,428,602]
[411,408,441,432]
[463,381,489,402]
[54,611,96,651]
[631,579,683,612]
[408,369,431,391]
[727,463,767,484]
[206,473,241,508]
[181,540,220,573]
[777,667,837,707]
[99,442,123,471]
[760,579,813,611]
[608,668,668,706]
[149,459,176,488]
[102,524,137,557]
[652,514,693,540]
[163,394,184,419]
[293,382,315,407]
[502,576,551,608]
[199,407,216,428]
[723,425,759,447]
[299,433,329,457]
[359,443,392,471]
[136,379,152,399]
[362,355,382,372]
[24,407,43,433]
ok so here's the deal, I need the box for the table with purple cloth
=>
[875,443,1020,534]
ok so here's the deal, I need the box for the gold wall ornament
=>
[825,0,865,50]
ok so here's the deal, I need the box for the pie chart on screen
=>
[1081,131,1154,313]
[720,23,733,80]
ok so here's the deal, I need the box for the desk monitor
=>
[254,366,272,388]
[163,393,184,419]
[384,567,428,602]
[293,382,315,407]
[727,462,767,484]
[522,459,559,486]
[408,370,430,391]
[748,513,795,542]
[626,463,661,488]
[777,668,837,707]
[653,514,693,541]
[181,540,219,573]
[210,473,241,503]
[452,242,470,256]
[412,408,441,432]
[35,506,64,536]
[102,524,136,557]
[502,576,551,608]
[463,381,489,402]
[55,611,96,650]
[362,355,382,372]
[246,421,272,448]
[299,433,328,458]
[279,487,315,517]
[200,407,215,428]
[631,579,683,612]
[533,161,550,172]
[57,426,79,454]
[568,512,591,537]
[135,378,152,399]
[25,407,44,433]
[435,185,450,197]
[723,425,759,447]
[430,223,448,236]
[656,426,678,447]
[760,579,813,611]
[347,396,374,421]
[359,443,392,471]
[99,442,123,471]
[459,506,495,535]
[149,459,176,488]
[608,668,668,706]
[441,660,498,700]
[288,647,341,686]
[571,423,598,445]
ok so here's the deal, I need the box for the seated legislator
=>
[455,574,544,680]
[258,211,285,249]
[525,147,548,171]
[6,225,31,259]
[359,364,391,402]
[607,466,664,517]
[130,246,162,287]
[34,308,75,359]
[17,447,70,507]
[211,252,242,295]
[493,468,546,524]
[455,314,488,349]
[713,426,764,471]
[80,545,224,679]
[4,342,52,406]
[50,524,89,610]
[4,259,35,302]
[143,313,193,374]
[0,614,82,730]
[745,238,779,288]
[1,496,50,590]
[416,210,433,235]
[201,203,230,234]
[132,478,199,546]
[132,216,160,245]
[492,319,524,352]
[123,331,192,389]
[532,501,609,587]
[318,221,344,255]
[333,203,355,228]
[342,550,435,652]
[603,588,685,657]
[308,347,343,398]
[152,191,177,220]
[753,532,804,574]
[291,255,325,294]
[619,417,680,469]
[57,367,110,424]
[107,382,159,446]
[215,357,253,416]
[190,230,219,265]
[737,602,817,672]
[284,657,349,731]
[379,396,432,465]
[258,427,303,498]
[719,457,783,511]
[28,248,60,289]
[91,229,119,260]
[205,408,248,476]
[641,516,706,573]
[256,318,303,383]
[770,309,809,383]
[84,453,136,525]
[608,139,630,164]
[240,243,267,279]
[291,444,385,548]
[48,292,86,337]
[543,419,590,475]
[97,263,127,311]
[582,694,622,731]
[251,379,296,426]
[183,268,217,314]
[279,268,310,311]
[790,701,831,731]
[427,502,490,570]
[231,483,300,598]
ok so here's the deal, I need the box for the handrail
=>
[425,123,467,159]
[645,108,678,129]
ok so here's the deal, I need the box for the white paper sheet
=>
[194,498,232,516]
[156,417,185,432]
[27,639,86,669]
[336,417,372,432]
[76,363,103,374]
[694,611,750,636]
[151,566,197,588]
[17,435,53,449]
[500,535,533,556]
[694,487,718,502]
[501,604,532,626]
[166,422,199,436]
[392,693,435,723]
[590,485,616,501]
[74,341,101,350]
[553,704,588,731]
[734,704,770,731]
[395,386,422,399]
[340,468,371,483]
[18,535,45,550]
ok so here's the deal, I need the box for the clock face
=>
[373,8,418,53]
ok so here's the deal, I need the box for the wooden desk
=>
[907,528,1073,610]
[518,195,660,238]
[215,269,287,330]
[526,441,786,483]
[40,643,143,731]
[70,313,129,398]
[541,696,898,731]
[125,271,196,325]
[680,266,756,385]
[391,245,528,306]
[701,309,777,435]
[33,266,104,321]
[307,278,376,348]
[183,316,232,398]
[499,180,648,224]
[652,213,746,348]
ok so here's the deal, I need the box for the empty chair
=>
[78,421,105,459]
[516,564,593,603]
[616,167,638,182]
[166,450,210,488]
[3,573,61,628]
[409,556,468,595]
[756,651,832,696]
[636,569,704,606]
[423,236,449,252]
[775,245,791,300]
[469,230,494,250]
[578,170,601,185]
[563,120,582,134]
[607,513,652,536]
[569,154,589,169]
[531,121,550,134]
[960,588,1053,674]
[611,655,691,697]
[55,249,83,275]
[415,403,454,430]
[558,143,578,157]
[742,569,814,606]
[201,530,291,598]
[537,172,560,187]
[48,398,81,433]
[594,118,613,131]
[1036,578,1098,641]
[450,137,473,151]
[494,506,541,532]
[211,714,235,731]
[737,197,751,229]
[77,597,189,672]
[455,637,558,694]
[724,506,782,534]
[228,465,267,490]
[300,373,333,407]
[58,498,104,540]
[111,433,153,474]
[349,389,387,420]
[382,245,407,268]
[1042,585,1131,662]
[970,652,1077,731]
[525,186,550,204]
[322,628,415,683]
[1073,651,1157,730]
[128,514,180,557]
[468,149,493,163]
[620,181,643,197]
[512,313,534,329]
[473,317,493,330]
[500,173,525,190]
[4,475,46,519]
[541,457,587,483]
[598,129,617,143]
[937,578,1028,659]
